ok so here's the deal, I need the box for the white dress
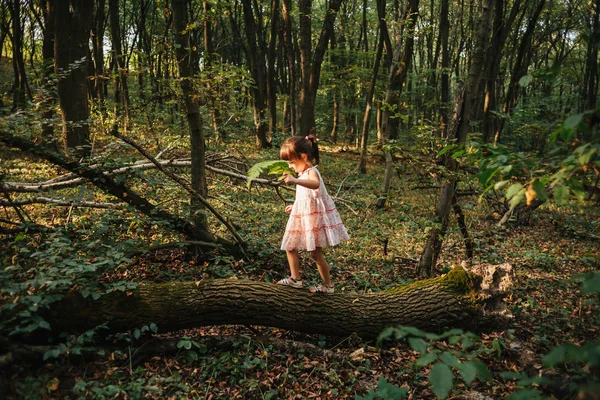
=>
[281,166,349,251]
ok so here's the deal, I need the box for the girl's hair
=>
[280,135,320,165]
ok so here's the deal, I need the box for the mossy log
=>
[47,265,513,340]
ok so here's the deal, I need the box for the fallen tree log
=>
[46,265,514,340]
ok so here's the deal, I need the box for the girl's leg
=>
[310,247,333,287]
[286,249,302,280]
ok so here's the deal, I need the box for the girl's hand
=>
[285,205,293,214]
[283,173,296,184]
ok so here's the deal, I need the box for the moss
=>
[385,266,474,296]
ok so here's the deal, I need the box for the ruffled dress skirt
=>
[281,167,349,252]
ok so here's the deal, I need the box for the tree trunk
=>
[109,0,130,130]
[203,1,224,142]
[359,0,387,174]
[380,0,419,142]
[40,0,56,146]
[172,0,209,230]
[495,0,545,145]
[584,0,600,111]
[53,0,93,159]
[439,0,450,137]
[241,0,270,148]
[298,0,342,136]
[481,0,522,143]
[9,0,30,111]
[377,0,419,207]
[267,0,279,135]
[45,266,514,340]
[281,0,297,136]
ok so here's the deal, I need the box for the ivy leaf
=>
[429,362,453,399]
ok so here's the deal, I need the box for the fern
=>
[246,160,294,189]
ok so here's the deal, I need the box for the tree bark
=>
[298,0,342,136]
[172,0,209,230]
[495,0,545,145]
[9,0,30,111]
[53,0,93,159]
[241,0,270,148]
[109,0,130,130]
[359,0,387,174]
[281,0,297,136]
[40,0,56,146]
[45,266,513,340]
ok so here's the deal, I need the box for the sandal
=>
[310,284,335,294]
[277,276,303,288]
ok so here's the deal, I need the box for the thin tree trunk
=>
[241,0,270,148]
[481,0,522,143]
[267,0,279,135]
[281,0,296,136]
[495,0,545,145]
[439,0,450,137]
[172,0,209,230]
[584,0,600,111]
[378,0,419,208]
[109,0,130,130]
[298,0,342,136]
[359,0,387,174]
[9,0,30,111]
[203,1,224,142]
[40,0,56,147]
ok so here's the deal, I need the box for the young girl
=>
[277,135,349,293]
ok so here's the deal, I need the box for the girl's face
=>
[287,154,311,173]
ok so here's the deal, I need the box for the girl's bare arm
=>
[283,170,320,189]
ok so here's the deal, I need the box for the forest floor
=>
[2,139,599,399]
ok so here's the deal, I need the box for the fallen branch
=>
[112,130,246,255]
[1,160,287,193]
[0,196,123,209]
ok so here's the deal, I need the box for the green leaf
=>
[246,160,294,189]
[408,337,428,354]
[470,360,492,381]
[457,361,478,385]
[43,348,62,360]
[134,328,141,339]
[415,352,438,367]
[506,183,524,200]
[509,189,526,210]
[542,343,580,367]
[494,180,509,190]
[429,362,453,399]
[518,74,533,86]
[531,179,548,202]
[553,185,570,204]
[439,352,460,368]
[564,113,584,130]
[581,272,600,294]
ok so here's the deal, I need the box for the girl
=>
[277,135,349,293]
